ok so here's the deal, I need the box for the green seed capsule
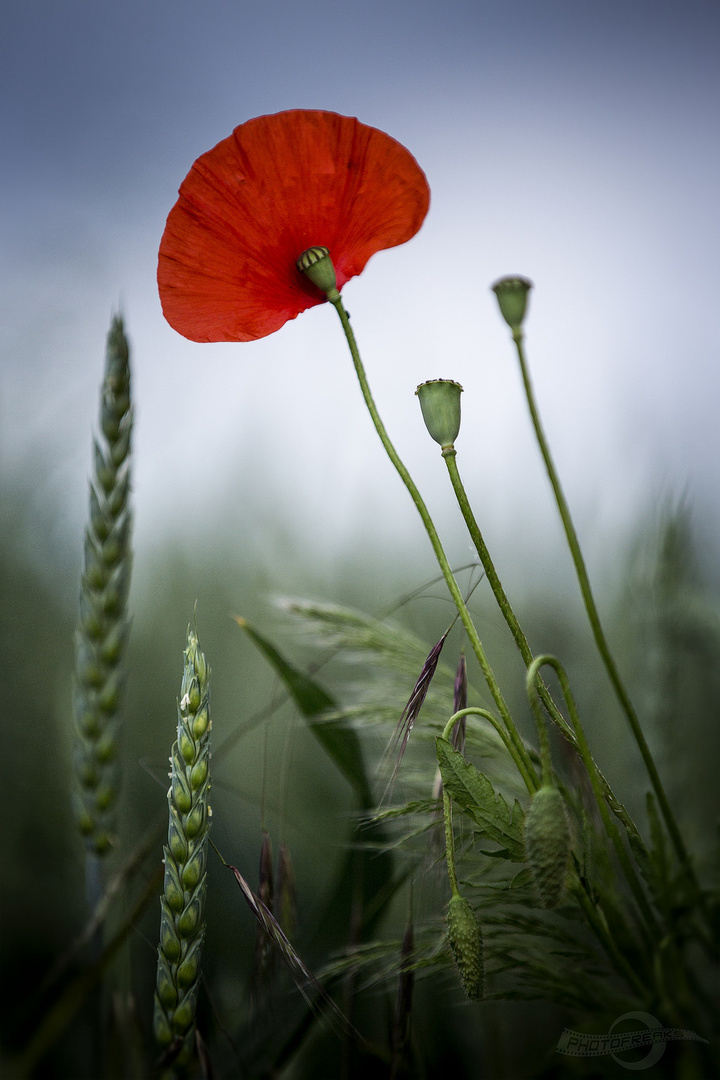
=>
[491,276,533,331]
[447,893,484,1001]
[524,785,570,909]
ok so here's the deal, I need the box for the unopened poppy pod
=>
[416,379,463,450]
[158,110,430,342]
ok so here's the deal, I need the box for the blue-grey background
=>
[3,0,719,592]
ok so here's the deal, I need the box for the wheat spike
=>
[72,316,132,855]
[153,628,212,1071]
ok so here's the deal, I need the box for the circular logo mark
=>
[609,1012,666,1070]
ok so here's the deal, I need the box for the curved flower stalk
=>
[153,629,212,1071]
[492,278,693,882]
[72,316,132,856]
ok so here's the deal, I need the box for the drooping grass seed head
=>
[524,784,570,909]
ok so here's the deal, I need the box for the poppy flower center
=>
[296,246,340,301]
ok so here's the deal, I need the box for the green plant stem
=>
[330,296,538,793]
[441,708,535,794]
[443,790,460,895]
[527,656,657,936]
[568,875,650,999]
[512,328,692,876]
[443,449,531,664]
[443,449,569,740]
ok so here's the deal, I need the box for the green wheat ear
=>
[153,628,212,1071]
[72,316,133,856]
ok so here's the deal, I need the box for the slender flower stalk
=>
[72,316,133,857]
[505,310,692,877]
[318,288,538,793]
[153,629,212,1071]
[440,446,577,737]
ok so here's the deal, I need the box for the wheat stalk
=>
[153,628,212,1072]
[72,316,132,856]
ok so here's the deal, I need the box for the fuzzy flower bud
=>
[524,785,570,909]
[491,276,533,332]
[447,892,484,1001]
[415,379,463,451]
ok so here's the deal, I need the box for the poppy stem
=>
[440,707,536,794]
[328,295,538,794]
[442,447,571,740]
[511,327,694,881]
[526,655,659,936]
[443,788,460,896]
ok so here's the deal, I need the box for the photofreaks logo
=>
[556,1012,708,1070]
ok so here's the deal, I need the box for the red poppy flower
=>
[158,110,430,342]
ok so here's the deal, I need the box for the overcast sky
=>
[2,0,719,588]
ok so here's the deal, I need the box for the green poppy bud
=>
[491,276,533,332]
[296,246,341,300]
[415,379,463,451]
[447,892,484,1000]
[524,784,570,909]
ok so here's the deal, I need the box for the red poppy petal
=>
[158,110,430,342]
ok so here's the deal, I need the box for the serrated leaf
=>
[436,738,525,861]
[235,617,373,807]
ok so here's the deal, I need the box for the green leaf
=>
[235,617,373,807]
[436,738,525,861]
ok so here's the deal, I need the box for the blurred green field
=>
[2,439,719,1077]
